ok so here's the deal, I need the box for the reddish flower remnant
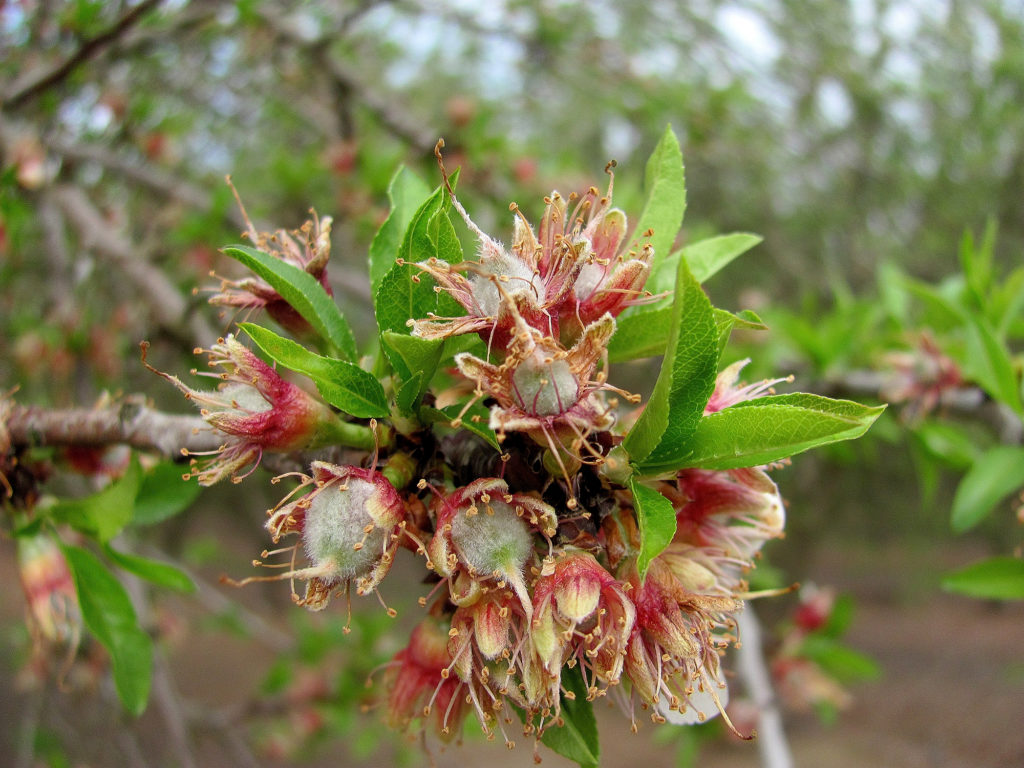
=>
[426,478,556,616]
[146,335,339,485]
[531,548,635,696]
[384,616,470,740]
[209,182,334,337]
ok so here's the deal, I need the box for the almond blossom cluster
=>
[165,167,794,755]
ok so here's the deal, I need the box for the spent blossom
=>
[231,462,406,615]
[209,181,334,337]
[411,143,654,349]
[145,335,341,485]
[426,477,557,616]
[530,547,635,696]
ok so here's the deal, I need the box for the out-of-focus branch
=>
[3,0,164,110]
[258,6,436,155]
[50,184,216,345]
[3,399,220,457]
[736,606,794,768]
[45,136,249,232]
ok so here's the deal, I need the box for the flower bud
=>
[531,549,635,688]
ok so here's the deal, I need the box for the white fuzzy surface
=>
[450,499,532,576]
[302,478,385,579]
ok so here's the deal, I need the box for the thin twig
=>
[3,398,221,457]
[4,0,164,110]
[736,606,794,768]
[44,136,248,232]
[50,184,217,345]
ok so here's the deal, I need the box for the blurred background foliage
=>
[1,0,1022,766]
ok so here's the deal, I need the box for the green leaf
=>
[652,394,884,473]
[799,635,880,683]
[241,323,388,418]
[624,257,718,467]
[958,220,996,306]
[609,306,762,364]
[51,457,142,542]
[632,125,686,277]
[62,544,153,715]
[909,421,980,471]
[961,315,1023,414]
[540,666,600,768]
[630,478,677,579]
[368,167,432,294]
[223,244,357,360]
[132,461,202,526]
[374,173,463,336]
[649,233,763,298]
[942,557,1024,600]
[395,374,423,414]
[821,594,855,639]
[950,446,1024,532]
[713,307,766,360]
[102,544,195,593]
[607,306,673,362]
[381,331,444,412]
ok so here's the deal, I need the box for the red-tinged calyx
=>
[147,335,340,486]
[622,554,744,733]
[667,467,785,568]
[383,616,469,740]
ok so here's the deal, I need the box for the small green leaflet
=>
[62,544,153,715]
[374,172,463,336]
[624,255,718,468]
[630,478,677,579]
[798,635,880,683]
[223,244,358,361]
[608,306,763,364]
[950,446,1024,532]
[368,166,432,294]
[381,331,444,414]
[631,125,686,277]
[102,544,195,593]
[241,323,388,418]
[539,666,600,768]
[50,457,142,542]
[658,394,884,473]
[607,306,673,362]
[713,307,767,361]
[942,556,1024,600]
[962,314,1023,414]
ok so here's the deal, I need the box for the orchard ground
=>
[1,512,1021,768]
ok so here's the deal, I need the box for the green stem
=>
[381,451,417,491]
[317,417,392,453]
